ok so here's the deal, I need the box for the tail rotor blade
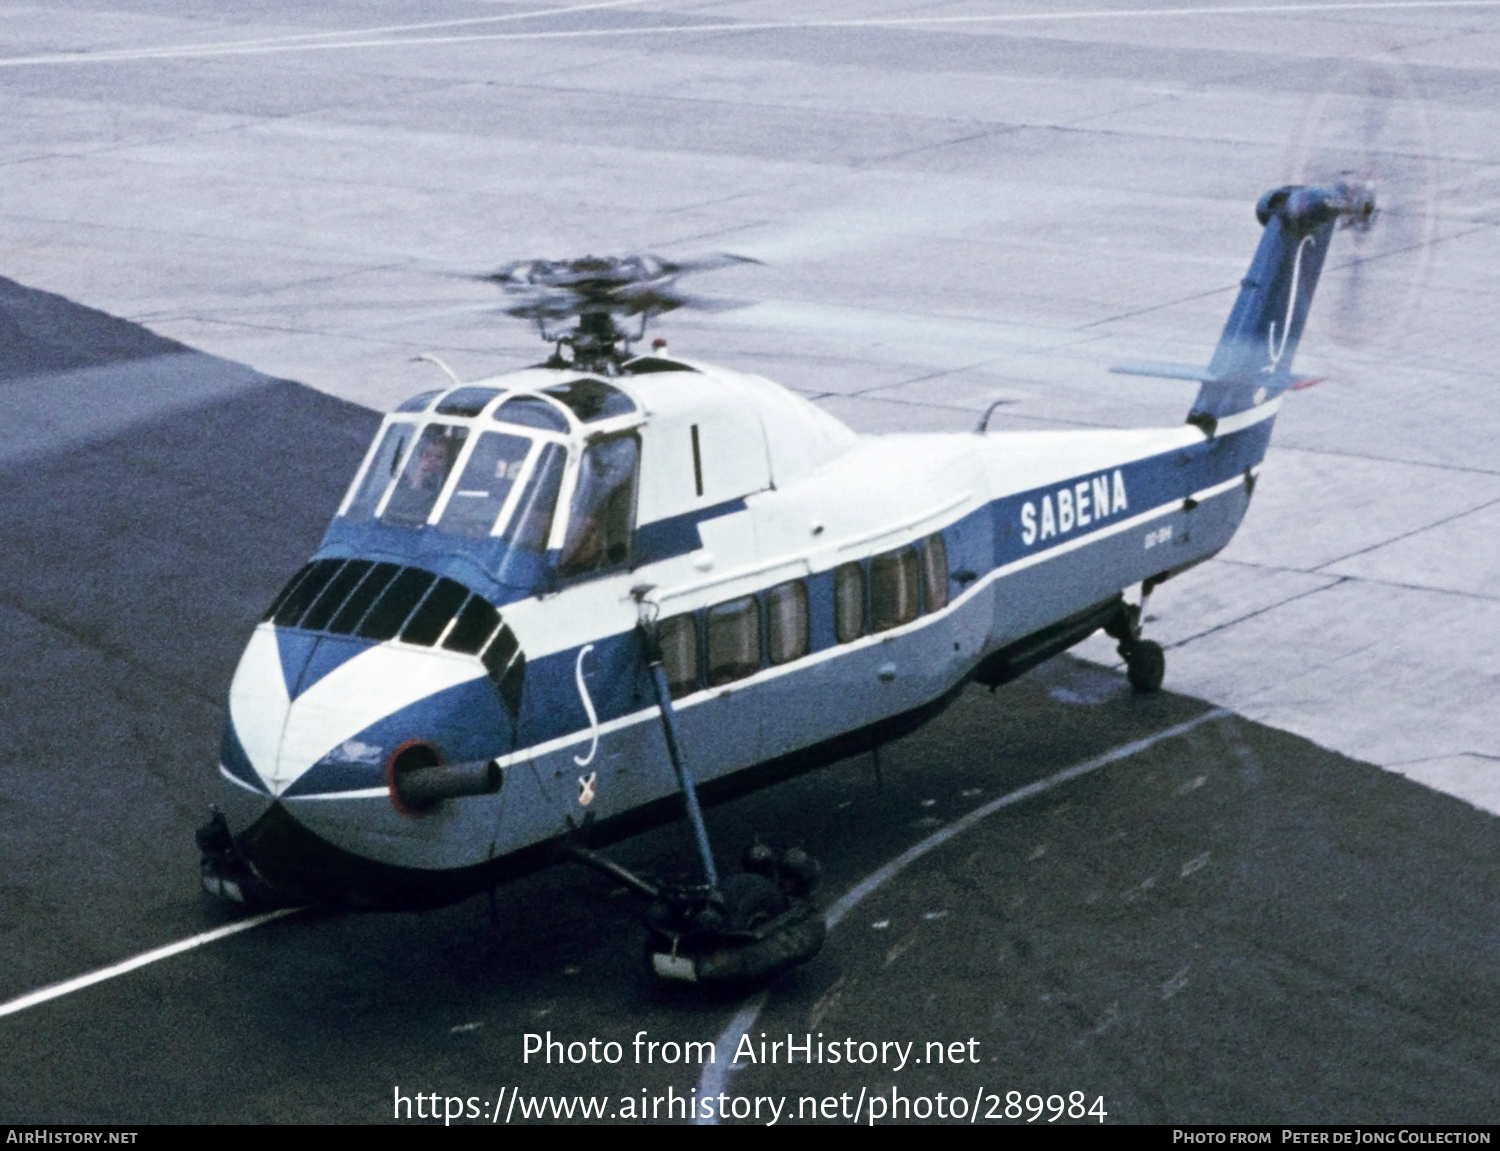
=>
[1287,55,1438,365]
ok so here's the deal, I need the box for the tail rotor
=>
[1287,56,1439,366]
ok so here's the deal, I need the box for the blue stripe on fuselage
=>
[505,418,1274,753]
[991,418,1271,567]
[634,498,747,565]
[291,419,1275,771]
[318,500,749,606]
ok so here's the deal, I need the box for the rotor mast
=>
[481,252,756,374]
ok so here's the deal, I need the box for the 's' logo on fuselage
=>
[1020,470,1128,547]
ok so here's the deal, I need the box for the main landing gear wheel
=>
[1105,598,1166,694]
[642,845,827,991]
[1122,638,1166,694]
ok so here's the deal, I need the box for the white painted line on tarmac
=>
[0,0,660,66]
[2,2,1498,68]
[692,991,770,1123]
[0,906,302,1021]
[694,705,1232,1122]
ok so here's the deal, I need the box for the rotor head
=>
[479,253,757,371]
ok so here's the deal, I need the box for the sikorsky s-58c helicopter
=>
[199,181,1375,985]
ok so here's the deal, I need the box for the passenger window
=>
[766,581,809,665]
[345,423,414,522]
[834,562,865,643]
[658,614,699,698]
[381,423,469,528]
[502,443,566,553]
[921,533,949,611]
[871,548,920,632]
[559,435,639,577]
[707,597,760,686]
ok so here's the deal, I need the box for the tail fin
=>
[1187,183,1371,433]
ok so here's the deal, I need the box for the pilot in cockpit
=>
[380,424,468,528]
[408,432,456,493]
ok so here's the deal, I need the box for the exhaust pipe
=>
[392,758,503,807]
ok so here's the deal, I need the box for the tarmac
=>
[1,0,1498,1125]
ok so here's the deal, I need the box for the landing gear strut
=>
[562,600,826,989]
[1105,585,1166,694]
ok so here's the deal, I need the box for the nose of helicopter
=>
[211,621,517,905]
[223,624,507,798]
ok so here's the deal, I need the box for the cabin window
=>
[438,431,532,539]
[658,614,699,698]
[559,435,640,577]
[921,533,949,612]
[707,597,760,686]
[345,423,415,522]
[503,443,566,553]
[834,562,865,643]
[481,624,519,680]
[624,357,699,375]
[381,423,469,529]
[871,548,920,632]
[492,648,526,719]
[766,580,809,665]
[327,562,400,634]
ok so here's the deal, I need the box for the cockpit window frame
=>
[493,394,573,434]
[339,419,418,520]
[374,421,471,529]
[341,377,646,548]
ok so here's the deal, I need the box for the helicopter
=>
[197,180,1376,986]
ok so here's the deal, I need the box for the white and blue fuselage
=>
[213,184,1350,908]
[214,358,1277,907]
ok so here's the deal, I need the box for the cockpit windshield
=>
[437,431,531,539]
[381,423,469,528]
[341,385,630,568]
[344,419,547,541]
[345,422,415,522]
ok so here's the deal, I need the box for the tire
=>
[1125,639,1166,694]
[719,872,788,933]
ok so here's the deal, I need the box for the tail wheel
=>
[1123,639,1166,694]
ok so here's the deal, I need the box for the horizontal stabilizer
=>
[1110,361,1217,383]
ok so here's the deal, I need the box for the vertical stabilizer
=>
[1188,184,1370,433]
